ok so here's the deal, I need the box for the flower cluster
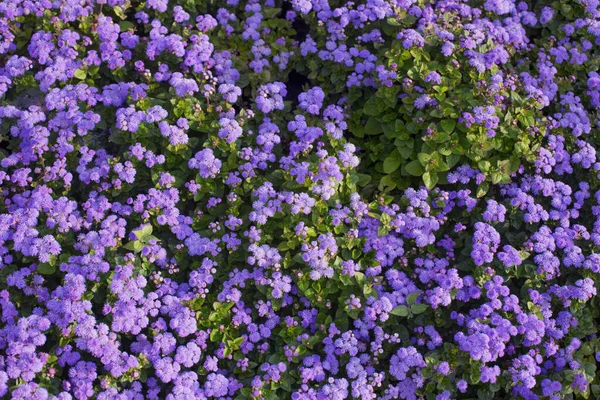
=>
[0,1,600,400]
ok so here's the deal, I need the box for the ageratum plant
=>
[292,0,549,193]
[1,0,600,400]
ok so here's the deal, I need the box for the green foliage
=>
[338,20,547,192]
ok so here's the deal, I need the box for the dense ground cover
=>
[1,0,600,398]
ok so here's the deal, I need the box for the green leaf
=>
[386,17,401,26]
[491,171,503,185]
[478,160,491,172]
[378,225,389,237]
[363,96,383,116]
[417,152,431,165]
[476,182,489,197]
[411,303,429,314]
[470,367,481,385]
[363,284,376,298]
[119,20,135,31]
[405,160,424,176]
[354,272,366,286]
[380,213,392,226]
[190,297,205,311]
[514,141,529,157]
[390,305,409,317]
[383,155,401,174]
[364,118,383,135]
[123,241,137,251]
[438,145,452,156]
[113,5,127,19]
[134,225,153,241]
[440,119,456,134]
[123,240,144,253]
[422,171,438,190]
[134,241,145,252]
[378,175,397,192]
[406,291,421,305]
[447,154,461,168]
[383,122,397,138]
[509,156,521,174]
[356,173,372,186]
[397,145,413,159]
[37,263,56,275]
[429,152,448,171]
[73,68,86,80]
[348,87,363,104]
[210,329,222,342]
[432,131,450,143]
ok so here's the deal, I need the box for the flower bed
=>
[0,0,600,399]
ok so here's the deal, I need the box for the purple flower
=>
[169,72,199,97]
[424,71,441,85]
[256,82,287,113]
[291,0,312,14]
[218,83,242,103]
[147,0,168,12]
[484,0,515,15]
[218,117,243,144]
[498,245,522,267]
[189,149,222,178]
[204,373,229,397]
[298,87,325,115]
